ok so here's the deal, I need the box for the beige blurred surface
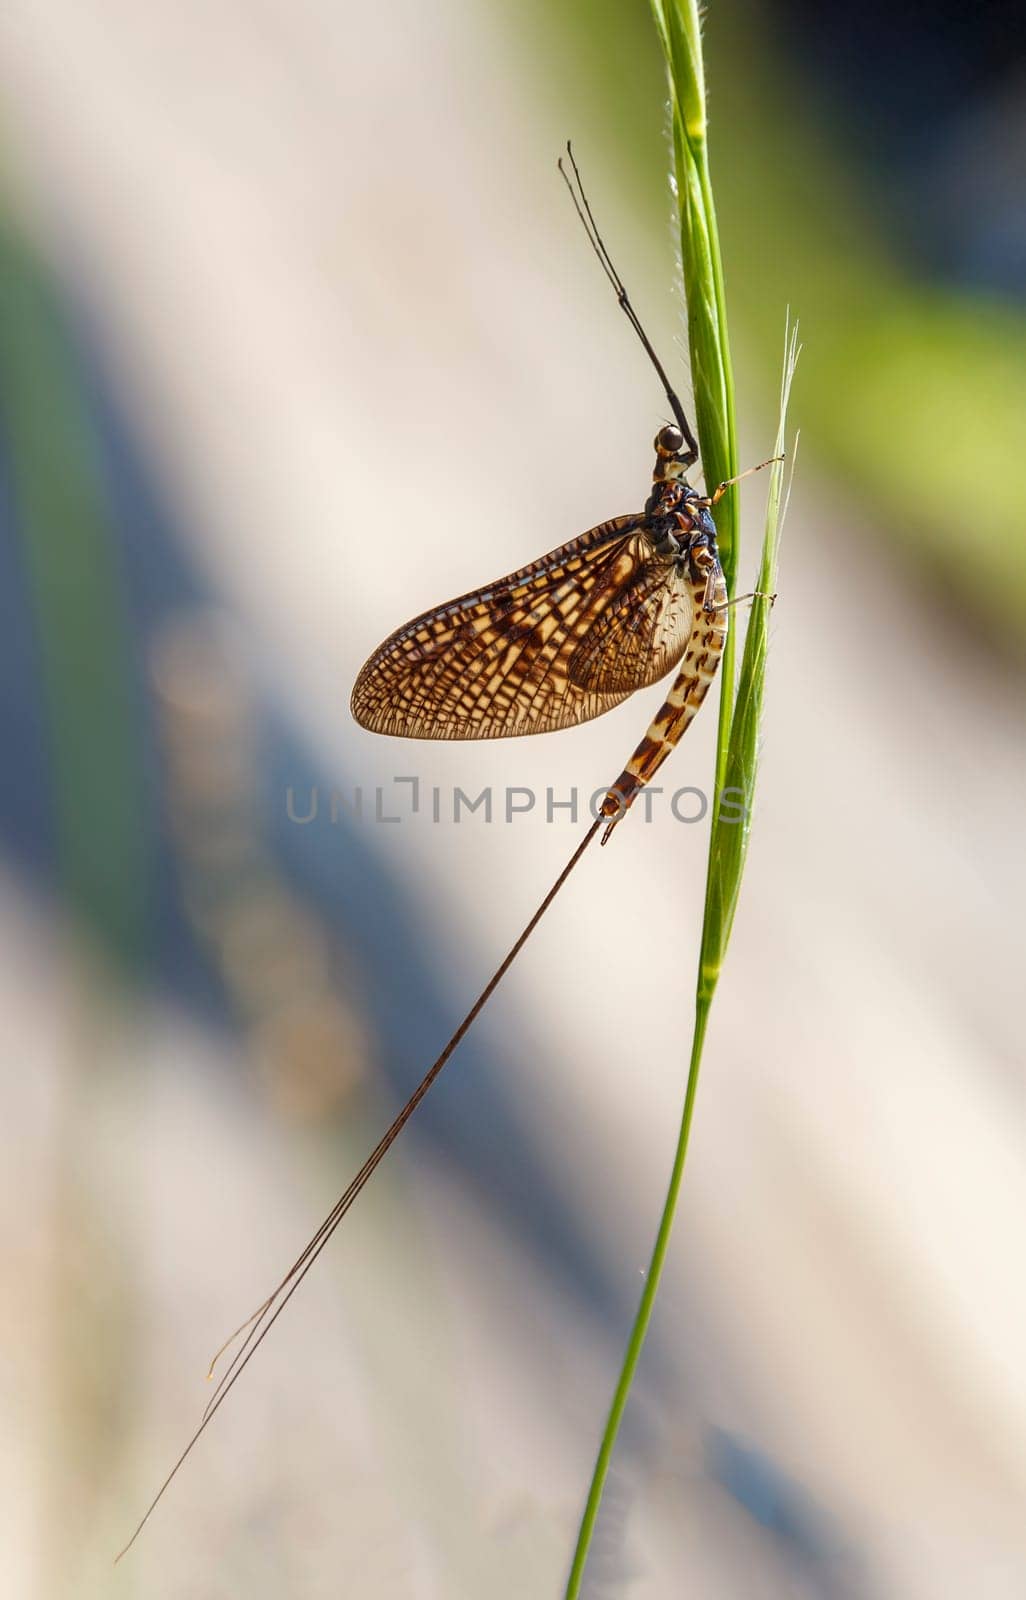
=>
[1,1,1024,1596]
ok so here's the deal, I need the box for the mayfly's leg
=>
[704,589,777,614]
[697,455,783,508]
[600,569,728,843]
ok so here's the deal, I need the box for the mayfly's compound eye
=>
[655,424,684,456]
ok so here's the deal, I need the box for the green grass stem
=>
[564,6,799,1592]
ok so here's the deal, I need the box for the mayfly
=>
[118,144,774,1558]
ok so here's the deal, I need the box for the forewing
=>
[567,557,693,693]
[351,515,671,739]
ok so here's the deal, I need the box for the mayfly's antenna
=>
[558,141,699,465]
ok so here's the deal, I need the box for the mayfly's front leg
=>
[600,562,728,842]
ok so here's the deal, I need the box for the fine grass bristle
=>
[703,318,800,982]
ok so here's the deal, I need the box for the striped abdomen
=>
[601,562,728,837]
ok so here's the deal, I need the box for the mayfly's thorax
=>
[644,477,720,581]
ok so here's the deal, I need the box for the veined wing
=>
[350,514,687,739]
[568,555,693,693]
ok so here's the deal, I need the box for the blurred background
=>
[1,1,1024,1596]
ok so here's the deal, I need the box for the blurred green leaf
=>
[0,212,150,971]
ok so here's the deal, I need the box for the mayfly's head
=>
[652,424,694,485]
